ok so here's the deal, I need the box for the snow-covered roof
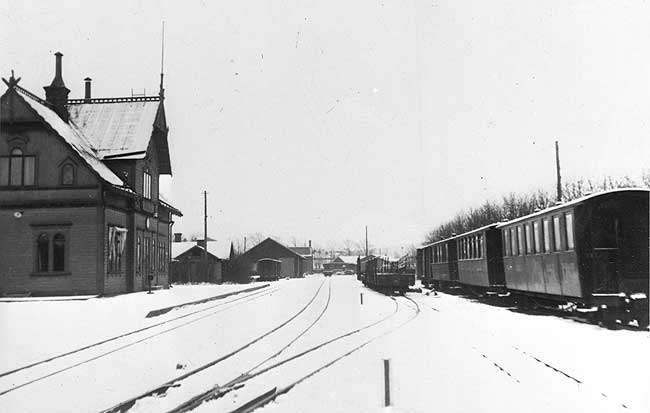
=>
[496,188,650,228]
[15,86,126,187]
[335,255,359,264]
[67,98,160,159]
[171,241,232,260]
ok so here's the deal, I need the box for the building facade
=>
[236,238,307,280]
[0,52,181,296]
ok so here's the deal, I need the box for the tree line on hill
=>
[425,171,650,244]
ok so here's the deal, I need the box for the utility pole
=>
[555,141,562,202]
[365,225,368,257]
[204,190,208,280]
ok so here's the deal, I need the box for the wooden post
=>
[555,140,562,202]
[203,190,208,281]
[383,358,391,407]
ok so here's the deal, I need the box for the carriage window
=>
[463,238,469,259]
[472,236,477,259]
[517,226,524,256]
[477,235,483,258]
[533,221,541,253]
[553,215,562,252]
[543,219,551,252]
[565,212,574,250]
[504,230,510,256]
[524,224,532,254]
[444,244,448,262]
[510,228,517,256]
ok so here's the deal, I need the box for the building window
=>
[37,233,49,272]
[53,234,66,271]
[143,170,152,199]
[1,148,35,187]
[61,164,75,185]
[137,234,142,273]
[35,231,67,273]
[108,226,128,273]
[565,212,575,250]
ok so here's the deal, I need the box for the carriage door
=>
[592,213,620,293]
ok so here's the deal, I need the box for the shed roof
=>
[171,241,232,261]
[289,247,312,257]
[334,255,359,264]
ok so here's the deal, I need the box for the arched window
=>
[143,169,152,199]
[10,148,23,186]
[61,164,75,185]
[53,233,65,271]
[37,233,49,272]
[1,147,35,186]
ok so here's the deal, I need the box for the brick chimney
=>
[173,233,182,243]
[84,77,92,101]
[43,52,70,122]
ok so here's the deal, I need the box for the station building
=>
[0,52,181,296]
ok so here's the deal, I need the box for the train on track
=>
[416,189,649,328]
[359,255,415,294]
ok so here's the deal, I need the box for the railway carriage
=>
[417,237,458,289]
[497,189,648,326]
[360,256,414,294]
[455,224,505,292]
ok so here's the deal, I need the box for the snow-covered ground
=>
[0,276,647,413]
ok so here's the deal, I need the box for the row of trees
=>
[425,171,650,243]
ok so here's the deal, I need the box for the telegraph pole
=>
[365,225,368,257]
[555,141,562,202]
[204,190,208,280]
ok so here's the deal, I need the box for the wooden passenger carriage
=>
[417,237,458,289]
[455,224,505,292]
[498,189,648,326]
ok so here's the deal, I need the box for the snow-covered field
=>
[0,276,647,413]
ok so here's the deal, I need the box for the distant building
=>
[289,241,313,273]
[323,255,361,273]
[0,52,181,296]
[236,237,307,280]
[171,239,232,284]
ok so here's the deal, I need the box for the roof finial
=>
[159,20,165,100]
[2,69,21,88]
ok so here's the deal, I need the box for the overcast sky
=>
[2,1,650,250]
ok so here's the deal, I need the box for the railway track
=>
[412,293,635,411]
[0,284,279,397]
[224,295,421,413]
[99,278,328,413]
[161,294,420,413]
